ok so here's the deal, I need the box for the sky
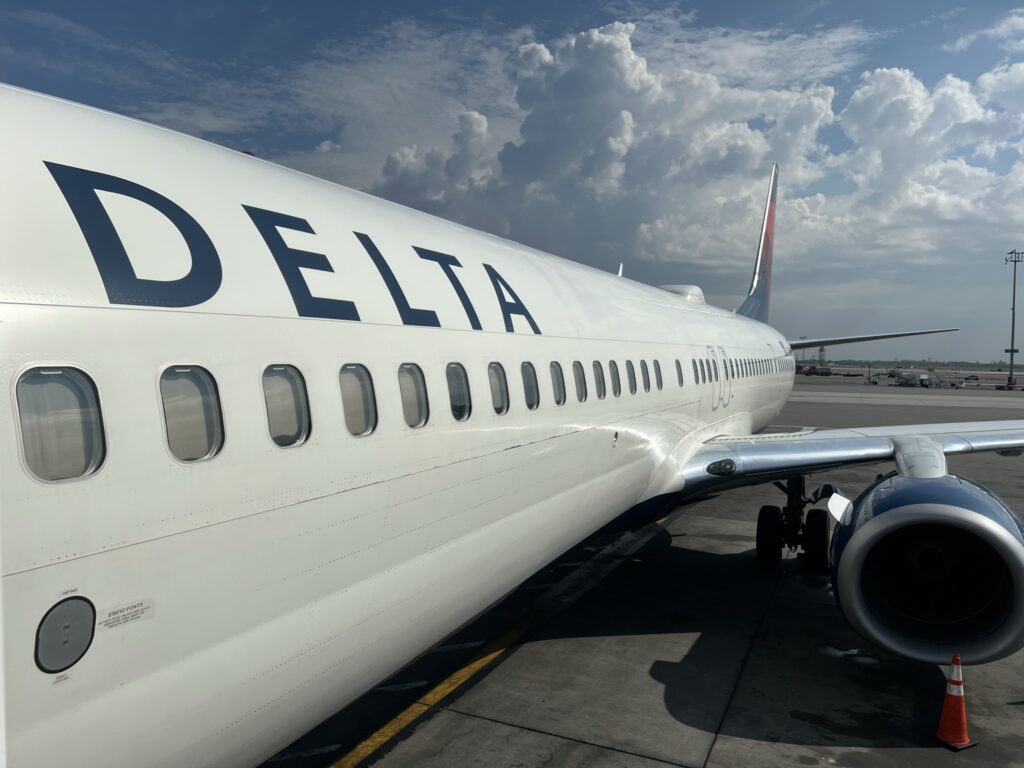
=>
[2,1,1023,361]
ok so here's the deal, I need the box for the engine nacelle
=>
[832,473,1024,664]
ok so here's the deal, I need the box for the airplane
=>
[1,82,1022,768]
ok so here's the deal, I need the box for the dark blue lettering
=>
[355,233,440,328]
[243,206,360,321]
[414,247,481,330]
[482,264,541,334]
[44,162,221,307]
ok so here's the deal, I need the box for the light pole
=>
[1007,250,1024,388]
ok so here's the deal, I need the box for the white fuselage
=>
[0,85,794,767]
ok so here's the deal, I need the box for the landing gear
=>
[802,508,830,573]
[755,476,834,573]
[756,505,783,567]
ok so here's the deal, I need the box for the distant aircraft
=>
[2,83,1021,768]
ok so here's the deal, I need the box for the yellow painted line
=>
[329,702,430,768]
[330,518,672,767]
[329,625,528,768]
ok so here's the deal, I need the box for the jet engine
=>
[831,473,1024,664]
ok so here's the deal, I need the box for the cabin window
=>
[522,362,540,410]
[550,362,566,405]
[692,359,699,384]
[676,359,684,387]
[160,366,224,462]
[398,363,429,428]
[653,360,663,390]
[489,363,510,414]
[262,365,311,448]
[572,361,588,402]
[446,363,471,421]
[593,361,606,399]
[699,359,706,384]
[17,367,105,481]
[609,361,621,397]
[640,360,651,392]
[626,361,637,394]
[339,363,377,436]
[712,360,719,382]
[728,359,735,379]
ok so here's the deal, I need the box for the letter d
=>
[45,162,222,307]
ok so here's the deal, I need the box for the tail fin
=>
[737,163,778,323]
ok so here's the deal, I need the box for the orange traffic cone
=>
[936,653,976,750]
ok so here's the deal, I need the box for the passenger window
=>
[398,363,429,428]
[160,366,224,462]
[17,367,105,481]
[712,360,719,382]
[446,363,472,421]
[640,360,651,392]
[626,361,637,394]
[550,362,566,405]
[489,363,510,414]
[593,361,606,399]
[339,364,377,436]
[676,359,684,387]
[729,359,735,379]
[522,362,540,410]
[572,361,587,402]
[609,361,621,397]
[262,365,311,447]
[692,359,699,384]
[699,359,706,384]
[653,360,663,390]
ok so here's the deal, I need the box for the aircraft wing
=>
[680,420,1024,495]
[788,328,958,350]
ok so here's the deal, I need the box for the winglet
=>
[737,163,778,323]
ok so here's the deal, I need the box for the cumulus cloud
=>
[3,8,1024,357]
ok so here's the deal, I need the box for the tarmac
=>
[265,376,1024,768]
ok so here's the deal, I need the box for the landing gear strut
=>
[755,476,833,573]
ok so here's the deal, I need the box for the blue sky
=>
[2,2,1024,360]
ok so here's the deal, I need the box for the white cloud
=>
[947,7,1024,53]
[4,9,1024,358]
[627,10,884,89]
[979,62,1024,114]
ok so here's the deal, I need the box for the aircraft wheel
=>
[756,505,783,567]
[802,508,831,573]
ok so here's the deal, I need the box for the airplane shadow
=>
[524,521,948,750]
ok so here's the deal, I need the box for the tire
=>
[802,508,831,573]
[756,505,783,567]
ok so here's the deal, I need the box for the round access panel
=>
[36,596,96,673]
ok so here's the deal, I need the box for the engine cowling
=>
[831,473,1024,664]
